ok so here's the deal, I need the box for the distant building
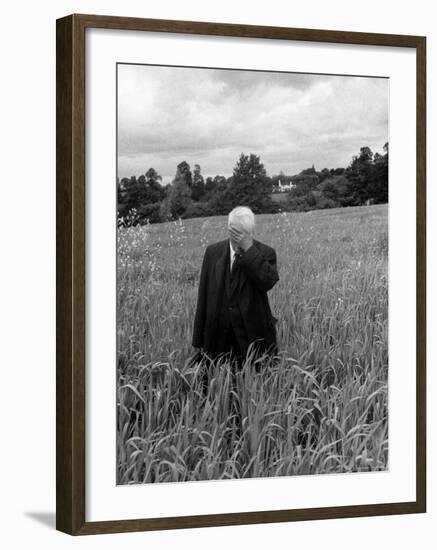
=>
[277,179,296,193]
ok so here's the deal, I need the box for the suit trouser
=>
[223,324,244,364]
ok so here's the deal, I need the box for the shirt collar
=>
[229,240,236,257]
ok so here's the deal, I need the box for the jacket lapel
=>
[237,263,247,294]
[237,241,260,293]
[214,239,261,298]
[215,240,230,296]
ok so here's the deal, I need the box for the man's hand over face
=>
[228,224,253,253]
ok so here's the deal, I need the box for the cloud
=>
[117,64,388,182]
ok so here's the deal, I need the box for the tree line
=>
[117,143,388,226]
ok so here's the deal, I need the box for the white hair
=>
[228,206,255,233]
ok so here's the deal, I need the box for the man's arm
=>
[192,247,209,348]
[238,245,279,292]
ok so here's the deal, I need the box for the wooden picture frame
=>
[56,13,426,535]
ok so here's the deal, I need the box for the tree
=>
[163,162,193,219]
[175,161,192,189]
[301,164,317,175]
[368,142,388,203]
[117,167,166,222]
[145,168,164,203]
[203,175,226,199]
[117,177,130,218]
[344,146,374,205]
[319,175,349,205]
[191,164,205,201]
[225,153,271,212]
[126,168,165,224]
[318,168,331,184]
[117,175,145,223]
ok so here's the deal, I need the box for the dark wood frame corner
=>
[56,13,426,536]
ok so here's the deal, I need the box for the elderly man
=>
[192,206,279,363]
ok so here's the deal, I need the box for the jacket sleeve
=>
[192,247,209,348]
[238,245,279,292]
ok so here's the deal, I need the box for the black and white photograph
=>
[116,63,389,484]
[0,0,432,543]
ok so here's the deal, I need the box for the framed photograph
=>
[56,14,426,535]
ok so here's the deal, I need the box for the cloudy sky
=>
[117,63,388,184]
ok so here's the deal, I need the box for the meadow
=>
[117,205,388,484]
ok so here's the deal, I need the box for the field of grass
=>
[117,205,388,484]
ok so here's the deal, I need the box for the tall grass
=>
[117,205,388,483]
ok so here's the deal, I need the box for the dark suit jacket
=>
[192,238,279,357]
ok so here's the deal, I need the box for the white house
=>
[277,179,296,192]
